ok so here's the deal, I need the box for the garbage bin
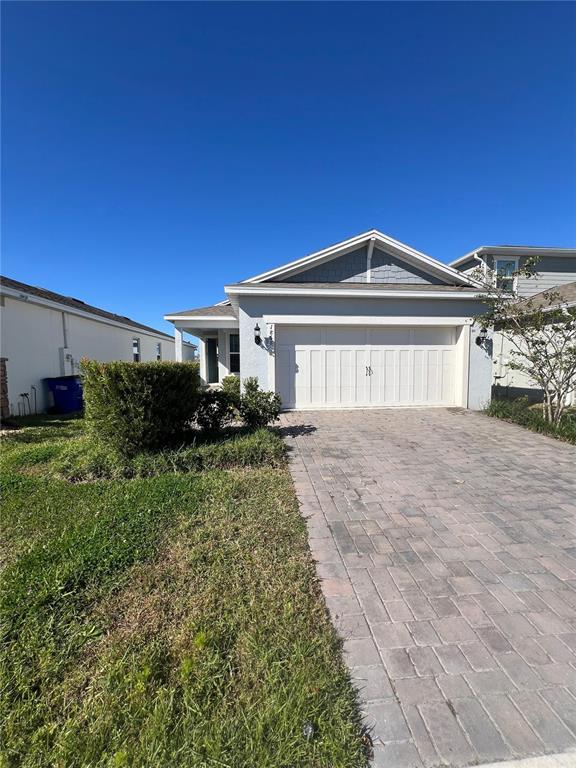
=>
[44,375,83,414]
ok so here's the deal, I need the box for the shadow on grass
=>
[2,413,84,444]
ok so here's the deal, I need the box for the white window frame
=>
[156,342,162,361]
[132,337,141,362]
[493,257,519,294]
[228,332,240,375]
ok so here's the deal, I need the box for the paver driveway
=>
[279,408,576,768]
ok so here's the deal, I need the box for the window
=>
[156,342,162,361]
[132,338,141,362]
[229,333,240,374]
[495,259,518,293]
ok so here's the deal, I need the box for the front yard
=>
[0,417,366,767]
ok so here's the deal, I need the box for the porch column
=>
[198,337,207,385]
[217,329,229,382]
[174,327,183,362]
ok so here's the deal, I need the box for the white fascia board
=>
[263,315,474,326]
[2,285,174,342]
[450,246,576,269]
[241,229,479,287]
[164,316,239,331]
[224,284,483,300]
[164,314,238,322]
[241,230,376,283]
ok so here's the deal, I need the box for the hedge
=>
[80,360,200,456]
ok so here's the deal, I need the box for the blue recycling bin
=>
[44,375,83,414]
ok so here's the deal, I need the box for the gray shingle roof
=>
[516,281,576,310]
[1,275,178,341]
[166,304,236,317]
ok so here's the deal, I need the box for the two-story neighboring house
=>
[450,247,576,402]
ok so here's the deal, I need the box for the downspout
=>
[60,312,69,375]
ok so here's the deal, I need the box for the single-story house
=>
[165,230,494,410]
[0,276,196,416]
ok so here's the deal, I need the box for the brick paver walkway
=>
[279,409,576,768]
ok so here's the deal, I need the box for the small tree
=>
[473,260,576,425]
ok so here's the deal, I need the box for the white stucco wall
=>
[492,331,575,405]
[0,295,183,415]
[237,294,492,410]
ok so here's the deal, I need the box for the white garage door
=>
[276,326,458,409]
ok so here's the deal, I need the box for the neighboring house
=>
[492,281,576,407]
[450,247,576,400]
[165,230,493,410]
[0,276,196,416]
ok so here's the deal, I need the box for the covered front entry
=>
[275,325,465,409]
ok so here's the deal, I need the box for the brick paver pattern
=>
[279,409,576,768]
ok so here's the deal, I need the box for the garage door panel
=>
[310,349,325,404]
[370,327,411,345]
[294,348,309,406]
[275,325,459,409]
[413,327,454,345]
[277,347,294,407]
[325,327,366,346]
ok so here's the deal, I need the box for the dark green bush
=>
[239,377,282,429]
[486,397,576,445]
[221,374,241,408]
[81,360,200,456]
[195,389,234,434]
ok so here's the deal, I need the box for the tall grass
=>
[0,417,367,768]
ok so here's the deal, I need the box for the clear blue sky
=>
[2,1,575,336]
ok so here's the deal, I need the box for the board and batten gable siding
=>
[276,246,448,285]
[279,245,368,283]
[370,249,446,284]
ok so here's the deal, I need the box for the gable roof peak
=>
[241,230,479,287]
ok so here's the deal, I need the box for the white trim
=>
[225,284,482,300]
[263,314,473,326]
[241,229,479,287]
[366,237,375,283]
[164,314,237,322]
[494,255,519,293]
[2,284,177,343]
[164,317,239,333]
[280,404,455,412]
[450,246,576,269]
[175,327,183,362]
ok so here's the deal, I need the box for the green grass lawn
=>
[0,417,366,768]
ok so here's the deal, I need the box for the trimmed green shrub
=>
[221,374,241,408]
[81,360,200,455]
[239,377,282,429]
[195,389,234,434]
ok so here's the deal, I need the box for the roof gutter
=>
[224,285,484,300]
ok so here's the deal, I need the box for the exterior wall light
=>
[475,327,488,346]
[254,323,262,345]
